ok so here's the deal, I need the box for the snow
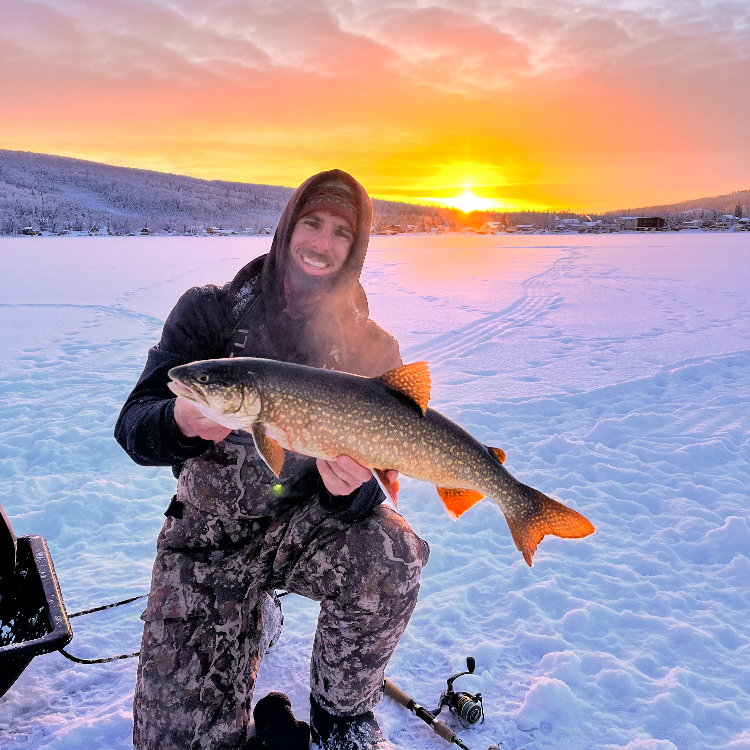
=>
[1,233,749,749]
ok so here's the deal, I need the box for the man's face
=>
[289,210,354,277]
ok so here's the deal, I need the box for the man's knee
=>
[342,506,429,601]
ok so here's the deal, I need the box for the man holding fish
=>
[116,170,430,750]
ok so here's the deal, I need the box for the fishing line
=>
[58,591,291,664]
[57,593,149,663]
[58,647,141,664]
[68,593,148,618]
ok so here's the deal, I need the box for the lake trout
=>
[168,359,594,566]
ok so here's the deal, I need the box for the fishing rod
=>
[383,657,500,750]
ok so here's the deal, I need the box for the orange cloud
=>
[1,0,748,211]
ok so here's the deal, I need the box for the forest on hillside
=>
[1,150,746,236]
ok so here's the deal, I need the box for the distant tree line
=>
[1,150,745,236]
[0,150,601,236]
[370,200,461,232]
[608,191,748,220]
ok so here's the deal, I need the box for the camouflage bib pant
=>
[133,439,429,750]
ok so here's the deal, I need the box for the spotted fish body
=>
[168,358,594,566]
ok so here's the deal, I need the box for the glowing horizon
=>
[1,0,748,212]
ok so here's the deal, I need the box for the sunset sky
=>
[2,0,748,212]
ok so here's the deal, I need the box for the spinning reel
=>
[383,655,496,750]
[431,656,484,728]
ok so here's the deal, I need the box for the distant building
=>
[88,226,101,236]
[638,216,666,230]
[583,220,603,232]
[553,218,581,233]
[682,219,705,230]
[620,216,665,231]
[715,216,737,231]
[258,227,274,235]
[478,221,503,233]
[140,227,151,236]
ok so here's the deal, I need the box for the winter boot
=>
[310,696,392,750]
[244,692,309,750]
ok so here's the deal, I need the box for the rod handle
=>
[383,680,457,743]
[431,718,458,741]
[383,678,413,708]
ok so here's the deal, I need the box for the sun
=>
[447,189,498,213]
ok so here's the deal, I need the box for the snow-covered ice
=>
[0,234,748,750]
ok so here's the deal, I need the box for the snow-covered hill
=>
[0,151,456,236]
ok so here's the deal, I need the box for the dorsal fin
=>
[377,361,431,416]
[488,446,506,464]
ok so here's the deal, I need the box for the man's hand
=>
[174,397,232,442]
[317,455,398,497]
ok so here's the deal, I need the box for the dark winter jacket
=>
[115,169,401,521]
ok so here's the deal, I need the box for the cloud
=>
[357,5,533,92]
[4,0,748,94]
[1,0,748,210]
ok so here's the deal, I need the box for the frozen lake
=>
[1,234,749,749]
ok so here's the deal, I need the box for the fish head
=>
[168,359,262,431]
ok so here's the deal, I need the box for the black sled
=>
[0,503,72,698]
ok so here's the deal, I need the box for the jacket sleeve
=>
[317,475,385,523]
[114,286,227,467]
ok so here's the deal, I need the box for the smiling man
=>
[115,170,429,750]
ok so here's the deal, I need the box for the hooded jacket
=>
[114,170,400,519]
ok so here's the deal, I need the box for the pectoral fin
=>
[372,468,400,505]
[377,361,431,416]
[505,488,595,567]
[252,423,285,477]
[436,487,484,520]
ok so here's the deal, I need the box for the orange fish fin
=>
[252,423,285,477]
[377,361,431,416]
[505,488,595,567]
[488,446,506,464]
[436,487,484,520]
[372,469,400,505]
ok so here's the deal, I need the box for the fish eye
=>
[197,374,210,383]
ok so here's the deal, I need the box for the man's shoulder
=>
[226,255,266,322]
[175,254,266,322]
[172,282,230,320]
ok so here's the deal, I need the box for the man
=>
[115,170,429,750]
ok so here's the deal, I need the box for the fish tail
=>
[505,487,595,567]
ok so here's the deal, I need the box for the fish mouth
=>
[168,378,209,407]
